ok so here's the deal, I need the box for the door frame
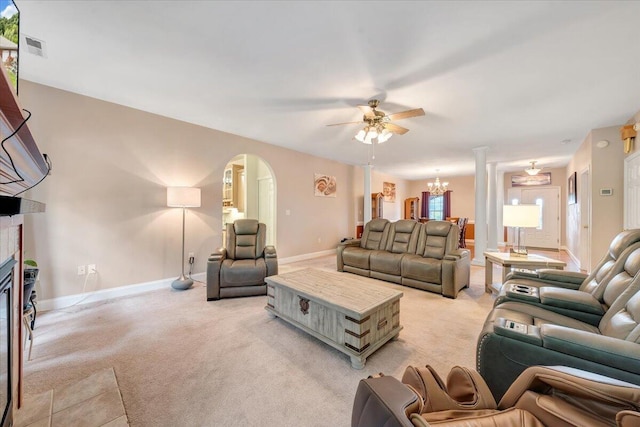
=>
[579,166,591,272]
[624,150,640,230]
[507,186,561,250]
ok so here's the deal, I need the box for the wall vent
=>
[23,35,47,58]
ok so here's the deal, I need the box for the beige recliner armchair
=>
[351,364,640,426]
[207,219,277,301]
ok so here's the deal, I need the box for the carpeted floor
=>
[23,255,499,426]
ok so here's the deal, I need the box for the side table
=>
[484,251,566,294]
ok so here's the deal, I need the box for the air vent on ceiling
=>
[23,35,47,58]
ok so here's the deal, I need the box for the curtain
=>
[443,190,452,219]
[421,191,430,219]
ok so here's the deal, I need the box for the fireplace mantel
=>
[0,48,48,426]
[0,64,48,197]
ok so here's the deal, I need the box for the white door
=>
[507,187,560,249]
[579,169,590,271]
[625,151,640,230]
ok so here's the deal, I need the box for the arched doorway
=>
[222,154,276,246]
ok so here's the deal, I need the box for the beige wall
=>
[408,175,476,220]
[352,168,411,225]
[566,125,625,270]
[20,81,363,299]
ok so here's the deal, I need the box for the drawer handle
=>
[377,318,388,330]
[299,297,310,315]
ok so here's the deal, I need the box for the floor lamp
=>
[167,187,201,290]
[502,204,540,257]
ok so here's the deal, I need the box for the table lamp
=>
[502,204,540,257]
[167,187,201,290]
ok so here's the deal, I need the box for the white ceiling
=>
[15,1,640,180]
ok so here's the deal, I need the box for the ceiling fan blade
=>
[385,123,410,135]
[386,108,425,121]
[326,121,362,127]
[358,105,375,118]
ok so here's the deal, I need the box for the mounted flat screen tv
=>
[0,0,18,94]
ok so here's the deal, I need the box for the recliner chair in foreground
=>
[477,259,640,401]
[351,364,640,426]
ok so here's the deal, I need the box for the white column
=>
[472,147,488,266]
[497,171,505,246]
[363,164,372,224]
[487,162,498,251]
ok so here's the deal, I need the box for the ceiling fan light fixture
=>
[378,128,392,143]
[525,161,541,176]
[363,131,375,144]
[355,129,366,142]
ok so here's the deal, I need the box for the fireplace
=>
[0,259,14,427]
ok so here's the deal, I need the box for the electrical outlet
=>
[88,264,97,274]
[77,265,86,275]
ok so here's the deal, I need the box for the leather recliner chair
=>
[351,364,640,426]
[494,245,640,326]
[206,219,277,300]
[477,254,640,401]
[499,229,640,292]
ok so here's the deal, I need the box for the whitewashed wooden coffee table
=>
[265,268,403,369]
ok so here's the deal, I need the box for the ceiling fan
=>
[327,99,425,144]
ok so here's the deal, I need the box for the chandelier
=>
[525,161,541,176]
[355,124,392,144]
[428,175,448,196]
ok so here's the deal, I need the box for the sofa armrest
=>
[264,245,278,276]
[208,248,226,262]
[441,251,471,298]
[340,239,361,248]
[541,324,640,373]
[337,240,361,272]
[444,249,470,261]
[504,269,586,290]
[351,376,419,427]
[538,269,587,284]
[504,269,539,280]
[539,287,605,315]
[207,248,226,301]
[264,245,277,258]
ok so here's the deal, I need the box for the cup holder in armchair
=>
[505,283,540,302]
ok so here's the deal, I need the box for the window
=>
[428,195,444,220]
[535,198,543,230]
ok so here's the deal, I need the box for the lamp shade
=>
[167,187,201,208]
[503,204,540,228]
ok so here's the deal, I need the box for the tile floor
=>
[14,367,128,427]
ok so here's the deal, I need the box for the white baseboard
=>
[39,250,337,311]
[39,272,206,311]
[561,245,580,267]
[279,249,335,264]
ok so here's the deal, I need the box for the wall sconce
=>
[621,124,637,154]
